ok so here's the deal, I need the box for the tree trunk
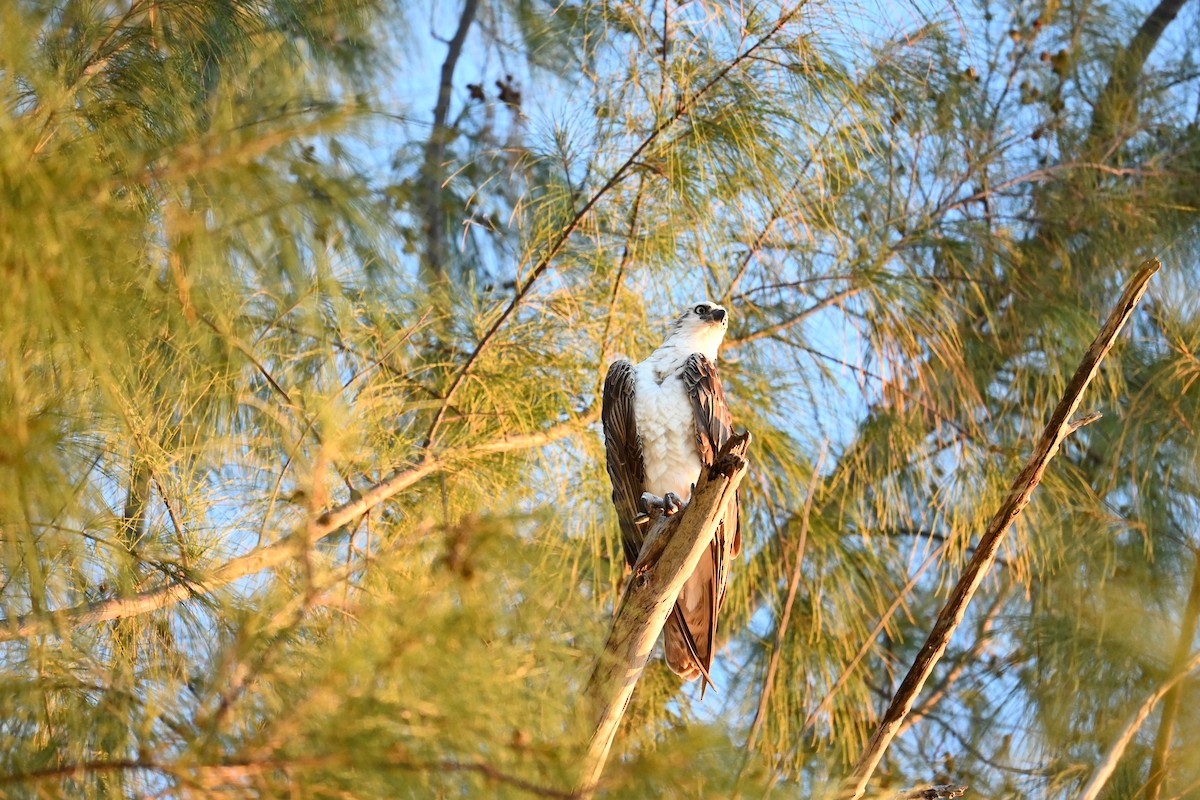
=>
[1088,0,1192,145]
[420,0,479,282]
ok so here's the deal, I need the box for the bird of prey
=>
[601,301,741,689]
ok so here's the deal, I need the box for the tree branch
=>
[842,259,1160,800]
[0,753,577,798]
[578,432,751,797]
[1075,648,1200,800]
[420,0,479,279]
[725,287,861,349]
[1144,550,1200,800]
[0,415,592,641]
[597,174,648,380]
[720,106,854,303]
[896,584,1010,739]
[1088,0,1191,144]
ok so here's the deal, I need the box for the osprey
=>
[601,301,741,688]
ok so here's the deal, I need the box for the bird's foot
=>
[640,491,683,519]
[639,492,662,519]
[632,492,687,579]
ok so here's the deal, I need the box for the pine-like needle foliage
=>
[3,0,1200,798]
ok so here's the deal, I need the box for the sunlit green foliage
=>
[2,0,1199,798]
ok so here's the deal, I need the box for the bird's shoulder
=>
[640,345,716,384]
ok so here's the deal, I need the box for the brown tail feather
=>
[664,603,714,692]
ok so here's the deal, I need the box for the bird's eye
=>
[694,304,707,315]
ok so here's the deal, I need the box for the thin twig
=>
[804,537,950,734]
[721,108,854,303]
[726,287,861,348]
[204,553,368,734]
[151,476,190,570]
[597,175,648,378]
[842,259,1160,800]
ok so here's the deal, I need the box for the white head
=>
[663,301,730,360]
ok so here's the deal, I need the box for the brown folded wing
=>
[680,353,742,690]
[602,359,710,685]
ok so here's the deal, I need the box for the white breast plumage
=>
[633,361,702,501]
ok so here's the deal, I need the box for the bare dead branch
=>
[579,432,751,797]
[897,584,1011,738]
[842,259,1160,800]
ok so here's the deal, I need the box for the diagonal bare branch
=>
[842,259,1160,800]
